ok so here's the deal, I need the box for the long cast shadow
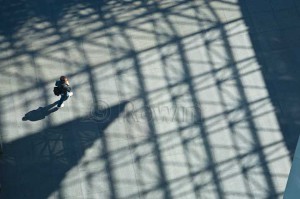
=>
[0,101,128,199]
[22,102,59,122]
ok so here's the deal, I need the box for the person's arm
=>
[64,81,71,91]
[61,84,71,93]
[66,85,72,92]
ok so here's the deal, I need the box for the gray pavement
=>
[0,0,300,198]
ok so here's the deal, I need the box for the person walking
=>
[55,76,73,108]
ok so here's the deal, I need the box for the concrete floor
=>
[1,0,300,198]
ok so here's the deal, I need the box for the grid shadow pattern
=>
[0,0,294,198]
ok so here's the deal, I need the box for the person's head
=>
[60,76,67,82]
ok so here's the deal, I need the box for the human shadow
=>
[22,102,59,122]
[0,101,128,199]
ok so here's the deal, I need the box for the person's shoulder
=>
[63,83,71,88]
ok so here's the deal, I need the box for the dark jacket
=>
[55,80,72,95]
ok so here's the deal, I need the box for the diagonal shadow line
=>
[151,10,203,198]
[203,0,277,197]
[0,0,290,198]
[153,1,226,197]
[114,19,173,199]
[103,3,173,196]
[0,101,128,199]
[0,16,242,103]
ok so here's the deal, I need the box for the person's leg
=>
[57,94,66,107]
[64,95,69,102]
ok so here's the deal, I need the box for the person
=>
[55,76,73,108]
